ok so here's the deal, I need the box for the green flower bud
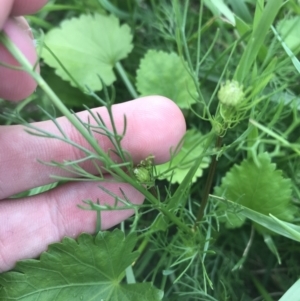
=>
[218,80,245,107]
[134,167,151,183]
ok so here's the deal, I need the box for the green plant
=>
[1,0,300,300]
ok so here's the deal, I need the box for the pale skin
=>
[0,1,186,272]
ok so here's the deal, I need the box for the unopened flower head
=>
[218,80,245,107]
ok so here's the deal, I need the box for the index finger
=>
[0,0,47,30]
[0,96,186,199]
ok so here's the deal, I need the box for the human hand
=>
[0,0,47,101]
[0,2,186,272]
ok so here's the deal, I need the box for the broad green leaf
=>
[227,0,252,23]
[203,0,236,25]
[136,50,197,109]
[42,66,92,107]
[215,153,295,230]
[263,233,281,264]
[271,25,300,74]
[279,279,300,301]
[277,17,300,53]
[10,182,58,198]
[156,129,210,184]
[0,230,163,301]
[209,0,236,26]
[270,215,300,241]
[234,0,283,82]
[235,15,251,37]
[211,195,300,242]
[41,14,133,91]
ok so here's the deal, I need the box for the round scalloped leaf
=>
[215,153,295,231]
[41,14,133,91]
[136,50,198,109]
[156,129,210,184]
[0,230,163,301]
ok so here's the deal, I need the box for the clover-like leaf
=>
[215,153,295,230]
[156,129,210,184]
[136,50,198,109]
[41,14,133,91]
[0,230,163,301]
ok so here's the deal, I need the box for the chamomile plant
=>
[133,155,156,188]
[1,0,300,300]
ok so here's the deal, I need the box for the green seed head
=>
[218,80,245,107]
[134,167,151,183]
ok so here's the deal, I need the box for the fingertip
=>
[147,95,187,162]
[122,95,186,164]
[0,17,38,101]
[10,0,48,16]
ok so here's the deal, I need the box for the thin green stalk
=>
[194,135,223,226]
[195,1,204,77]
[121,222,136,284]
[174,0,194,72]
[247,124,258,160]
[0,32,191,234]
[5,95,35,125]
[115,61,138,98]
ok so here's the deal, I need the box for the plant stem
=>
[194,135,223,226]
[115,62,138,98]
[0,32,191,234]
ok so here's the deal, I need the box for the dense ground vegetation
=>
[1,0,300,300]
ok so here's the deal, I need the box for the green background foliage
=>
[136,50,198,108]
[215,152,295,230]
[1,0,300,300]
[42,14,133,91]
[156,129,210,183]
[0,230,163,301]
